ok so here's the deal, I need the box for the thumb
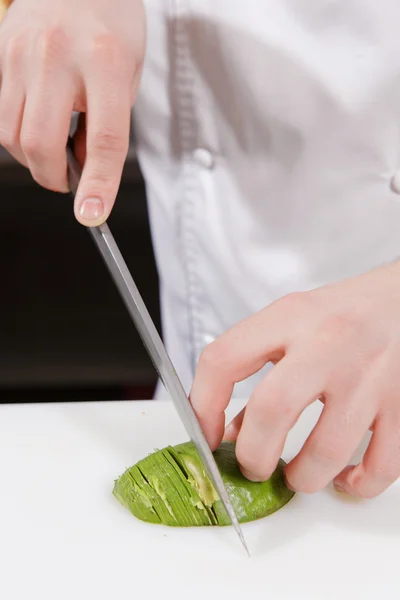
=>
[73,90,131,227]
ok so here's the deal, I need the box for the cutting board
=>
[0,398,398,599]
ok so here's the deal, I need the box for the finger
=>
[20,76,74,192]
[285,385,377,493]
[333,413,400,498]
[223,356,286,441]
[224,408,245,442]
[223,360,287,441]
[73,81,131,225]
[74,52,134,225]
[17,29,76,191]
[235,352,324,481]
[0,35,27,166]
[190,292,310,449]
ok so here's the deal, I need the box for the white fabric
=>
[133,0,400,399]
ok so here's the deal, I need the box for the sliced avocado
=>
[113,441,294,527]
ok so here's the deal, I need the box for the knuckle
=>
[90,127,128,156]
[21,132,58,162]
[90,33,126,64]
[317,311,362,345]
[249,391,271,420]
[84,168,113,191]
[198,341,228,374]
[30,166,66,192]
[251,383,294,423]
[20,132,45,159]
[5,34,25,65]
[37,27,68,64]
[308,438,343,465]
[28,163,64,190]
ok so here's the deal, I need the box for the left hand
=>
[190,262,400,498]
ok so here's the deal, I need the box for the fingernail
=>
[334,484,346,494]
[79,197,104,221]
[241,469,262,482]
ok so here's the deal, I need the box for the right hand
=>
[0,0,146,225]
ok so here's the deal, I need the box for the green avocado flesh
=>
[113,441,294,527]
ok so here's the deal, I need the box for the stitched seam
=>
[171,0,205,374]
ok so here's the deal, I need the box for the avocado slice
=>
[113,441,294,526]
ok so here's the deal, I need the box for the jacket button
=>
[193,148,214,169]
[203,334,215,346]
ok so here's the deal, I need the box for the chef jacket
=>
[133,0,400,399]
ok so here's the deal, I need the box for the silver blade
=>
[66,144,249,556]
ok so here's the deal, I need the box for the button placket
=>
[171,0,208,375]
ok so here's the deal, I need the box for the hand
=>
[0,0,145,224]
[190,262,400,498]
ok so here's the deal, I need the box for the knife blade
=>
[66,142,249,556]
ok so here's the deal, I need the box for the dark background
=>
[0,141,160,403]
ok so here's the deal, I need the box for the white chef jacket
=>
[133,0,400,399]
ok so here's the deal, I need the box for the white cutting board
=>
[0,398,398,600]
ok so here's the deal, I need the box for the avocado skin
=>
[113,441,294,527]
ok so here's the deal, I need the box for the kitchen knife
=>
[66,141,249,556]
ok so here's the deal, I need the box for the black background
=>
[0,150,160,403]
